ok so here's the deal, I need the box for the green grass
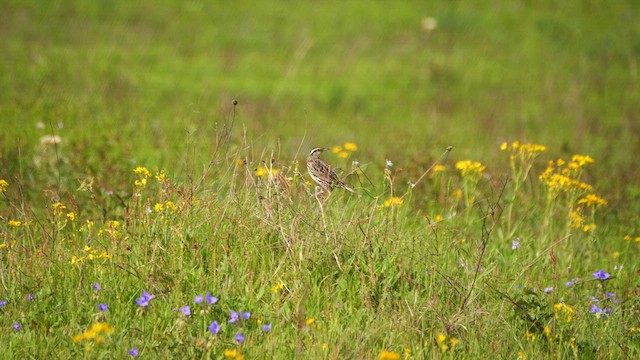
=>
[1,0,639,358]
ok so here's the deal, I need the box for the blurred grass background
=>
[1,0,639,213]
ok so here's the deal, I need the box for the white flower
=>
[386,159,393,167]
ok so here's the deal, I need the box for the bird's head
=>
[309,147,327,158]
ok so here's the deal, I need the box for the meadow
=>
[1,1,639,359]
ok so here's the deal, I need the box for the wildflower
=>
[13,322,22,331]
[135,290,155,307]
[593,269,611,280]
[73,323,113,343]
[133,167,151,178]
[255,166,278,177]
[224,349,244,360]
[386,159,393,167]
[228,311,239,323]
[433,164,445,172]
[271,282,285,293]
[241,311,250,320]
[205,292,218,304]
[262,323,272,332]
[343,142,358,151]
[179,305,191,317]
[624,235,631,242]
[544,326,552,338]
[0,300,7,307]
[98,304,108,312]
[27,294,35,301]
[331,145,342,153]
[154,203,163,213]
[384,197,403,207]
[544,287,553,294]
[352,160,360,167]
[194,295,203,304]
[518,351,527,360]
[512,238,521,250]
[582,223,596,232]
[66,212,76,221]
[235,332,245,343]
[0,179,8,192]
[455,160,486,179]
[525,331,536,341]
[590,304,610,318]
[8,220,21,227]
[93,282,101,291]
[578,194,608,207]
[128,347,139,357]
[40,135,62,145]
[606,292,615,298]
[165,201,177,212]
[554,303,575,322]
[208,321,220,335]
[565,278,576,287]
[378,350,401,360]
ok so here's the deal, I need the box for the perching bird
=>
[306,147,355,193]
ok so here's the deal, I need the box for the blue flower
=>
[235,332,245,343]
[93,282,101,291]
[565,278,575,287]
[208,321,220,335]
[590,304,601,313]
[136,290,155,307]
[0,300,7,307]
[98,303,108,312]
[512,238,521,250]
[194,295,203,304]
[26,294,35,301]
[262,323,272,332]
[592,269,610,280]
[241,311,251,320]
[544,287,553,294]
[228,310,238,323]
[128,347,139,357]
[590,296,599,302]
[205,292,218,305]
[179,305,191,317]
[13,322,22,331]
[605,292,615,298]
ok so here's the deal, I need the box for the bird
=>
[306,147,355,193]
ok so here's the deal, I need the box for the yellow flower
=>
[500,142,508,151]
[255,166,278,177]
[451,189,463,199]
[331,145,342,153]
[577,194,608,207]
[613,251,620,259]
[66,212,76,221]
[554,303,575,322]
[224,349,244,360]
[306,318,316,327]
[433,164,446,172]
[8,220,21,227]
[449,337,459,347]
[155,170,166,181]
[378,350,400,360]
[434,215,443,223]
[436,333,447,344]
[525,331,536,341]
[0,244,7,250]
[322,343,328,351]
[343,142,358,151]
[165,201,177,212]
[154,203,164,212]
[0,179,8,192]
[133,167,151,178]
[73,323,113,343]
[404,347,411,359]
[583,223,596,232]
[518,351,527,360]
[384,197,403,207]
[636,237,640,244]
[569,211,583,228]
[455,160,485,178]
[624,235,631,242]
[271,282,285,293]
[338,151,349,159]
[134,179,147,188]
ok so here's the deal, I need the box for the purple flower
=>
[98,303,108,312]
[179,305,191,317]
[544,287,553,294]
[235,332,245,343]
[590,296,599,302]
[228,310,238,323]
[205,292,218,305]
[590,304,601,313]
[194,295,203,304]
[241,311,251,320]
[262,323,272,332]
[592,269,611,280]
[27,294,35,301]
[605,292,615,298]
[13,322,22,331]
[93,282,101,291]
[0,300,7,307]
[512,238,521,250]
[136,290,155,307]
[128,347,139,357]
[208,321,220,335]
[565,278,575,287]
